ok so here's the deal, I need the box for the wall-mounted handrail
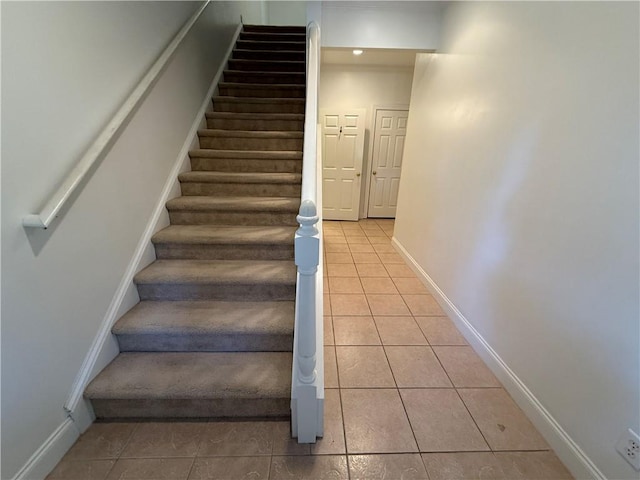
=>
[22,1,210,229]
[292,21,323,443]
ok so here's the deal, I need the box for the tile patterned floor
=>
[47,219,573,480]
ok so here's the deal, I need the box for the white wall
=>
[395,2,639,479]
[319,64,414,217]
[321,1,443,50]
[1,1,264,478]
[266,1,307,25]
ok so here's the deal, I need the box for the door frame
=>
[362,104,410,219]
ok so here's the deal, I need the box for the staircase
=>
[85,24,306,419]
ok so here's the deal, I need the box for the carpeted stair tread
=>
[197,128,303,138]
[166,195,299,212]
[152,225,295,245]
[113,300,293,339]
[134,259,296,286]
[85,352,291,400]
[206,111,304,121]
[179,171,301,184]
[189,149,302,159]
[211,96,304,105]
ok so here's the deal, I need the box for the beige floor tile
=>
[311,389,346,455]
[326,264,358,277]
[373,244,396,254]
[374,219,395,226]
[381,227,394,236]
[341,389,418,454]
[365,230,389,238]
[415,317,467,345]
[188,456,270,480]
[378,253,405,264]
[270,455,348,479]
[368,236,392,245]
[325,346,339,388]
[385,346,452,388]
[351,252,382,264]
[433,346,501,387]
[375,317,428,345]
[65,423,137,460]
[356,263,390,277]
[324,242,350,252]
[458,389,549,451]
[329,277,363,294]
[325,252,354,264]
[336,346,395,387]
[198,422,272,456]
[333,316,381,345]
[324,232,347,240]
[121,422,204,458]
[349,454,428,479]
[346,234,375,246]
[348,241,375,250]
[402,295,445,316]
[324,316,334,345]
[46,459,115,480]
[400,389,489,452]
[385,264,416,278]
[360,277,399,294]
[494,452,573,479]
[106,458,194,480]
[367,295,411,316]
[324,294,331,315]
[421,452,507,480]
[392,278,429,294]
[323,276,329,293]
[330,294,371,315]
[272,421,311,456]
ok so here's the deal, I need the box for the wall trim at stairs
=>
[12,419,79,480]
[391,236,605,480]
[59,16,243,447]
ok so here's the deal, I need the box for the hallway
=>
[46,219,572,479]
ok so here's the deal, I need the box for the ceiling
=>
[321,48,434,68]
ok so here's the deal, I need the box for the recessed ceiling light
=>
[352,49,363,56]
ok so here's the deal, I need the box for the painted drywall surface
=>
[320,64,414,217]
[0,1,263,477]
[395,2,639,478]
[266,1,307,26]
[321,1,443,50]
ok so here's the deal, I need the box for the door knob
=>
[372,171,377,175]
[356,172,361,177]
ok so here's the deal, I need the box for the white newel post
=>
[294,199,320,442]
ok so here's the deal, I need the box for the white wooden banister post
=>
[294,199,320,441]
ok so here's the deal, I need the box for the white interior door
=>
[367,109,408,218]
[321,109,366,221]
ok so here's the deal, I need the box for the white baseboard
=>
[391,236,605,480]
[12,419,79,480]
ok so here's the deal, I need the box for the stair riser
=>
[240,32,305,42]
[236,40,305,51]
[91,398,290,419]
[228,60,305,73]
[190,158,302,173]
[117,333,293,353]
[224,71,305,85]
[168,211,299,226]
[218,85,305,98]
[243,25,306,34]
[154,243,294,261]
[206,116,303,131]
[211,101,304,114]
[180,182,301,197]
[199,136,303,150]
[137,283,296,302]
[233,50,305,61]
